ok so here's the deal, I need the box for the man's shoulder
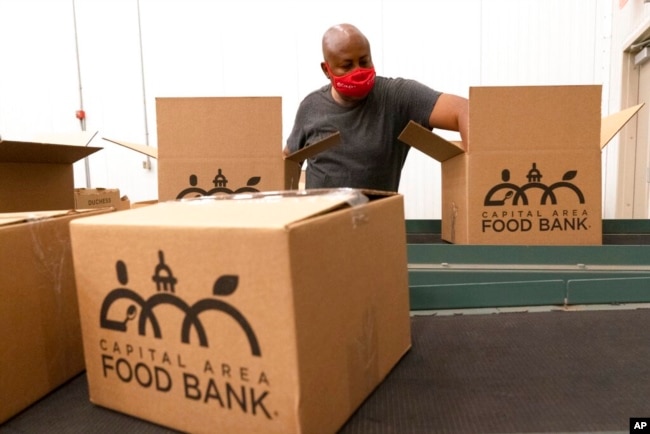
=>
[302,84,330,101]
[296,85,333,114]
[375,75,417,87]
[375,75,440,101]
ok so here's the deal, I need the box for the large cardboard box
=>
[399,85,643,245]
[0,132,102,212]
[69,189,411,434]
[104,97,340,200]
[0,132,108,423]
[0,208,109,423]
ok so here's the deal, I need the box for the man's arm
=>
[428,93,469,149]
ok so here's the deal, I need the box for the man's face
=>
[322,34,373,77]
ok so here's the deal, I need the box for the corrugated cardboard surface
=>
[69,190,411,434]
[0,140,99,164]
[156,97,282,159]
[284,132,342,190]
[112,98,339,198]
[440,154,468,244]
[468,85,601,152]
[449,150,602,245]
[74,188,130,211]
[600,103,644,149]
[400,85,642,245]
[0,208,109,423]
[156,97,285,200]
[0,163,74,212]
[0,137,101,212]
[459,86,602,244]
[159,157,285,200]
[398,121,463,162]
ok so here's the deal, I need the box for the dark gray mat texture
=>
[3,308,648,433]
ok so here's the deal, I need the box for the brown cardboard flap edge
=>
[284,132,342,162]
[0,209,97,227]
[284,132,341,189]
[0,130,102,164]
[400,101,644,158]
[0,142,101,164]
[398,121,464,162]
[600,103,645,149]
[29,130,99,147]
[102,137,159,159]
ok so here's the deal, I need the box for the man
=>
[283,23,469,192]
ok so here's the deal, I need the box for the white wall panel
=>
[73,0,157,200]
[380,1,481,219]
[0,0,79,136]
[480,0,604,86]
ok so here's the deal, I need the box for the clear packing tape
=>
[177,187,370,208]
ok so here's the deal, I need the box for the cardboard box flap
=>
[285,132,342,162]
[0,209,87,227]
[0,141,101,164]
[187,189,370,228]
[469,85,601,151]
[28,130,99,147]
[156,96,282,159]
[102,137,158,159]
[398,121,464,162]
[600,103,645,150]
[75,189,371,229]
[284,132,342,189]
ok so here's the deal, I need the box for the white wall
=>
[0,0,612,218]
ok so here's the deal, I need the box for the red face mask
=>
[325,63,376,99]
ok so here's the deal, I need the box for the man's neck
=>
[331,87,363,107]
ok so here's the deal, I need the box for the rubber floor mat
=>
[339,308,650,434]
[3,309,648,433]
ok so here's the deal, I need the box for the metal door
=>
[619,40,650,218]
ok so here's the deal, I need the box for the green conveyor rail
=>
[406,219,650,236]
[406,219,650,310]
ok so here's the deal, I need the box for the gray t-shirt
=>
[286,76,441,192]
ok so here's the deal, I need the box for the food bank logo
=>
[176,169,261,199]
[484,163,584,206]
[97,251,273,421]
[480,163,589,234]
[99,250,261,356]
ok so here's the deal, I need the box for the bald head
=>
[320,24,375,104]
[321,24,371,64]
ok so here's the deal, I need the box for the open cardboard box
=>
[104,97,340,201]
[69,189,411,434]
[399,85,644,245]
[0,208,111,423]
[0,132,122,423]
[0,132,102,212]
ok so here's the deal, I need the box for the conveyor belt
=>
[3,308,646,434]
